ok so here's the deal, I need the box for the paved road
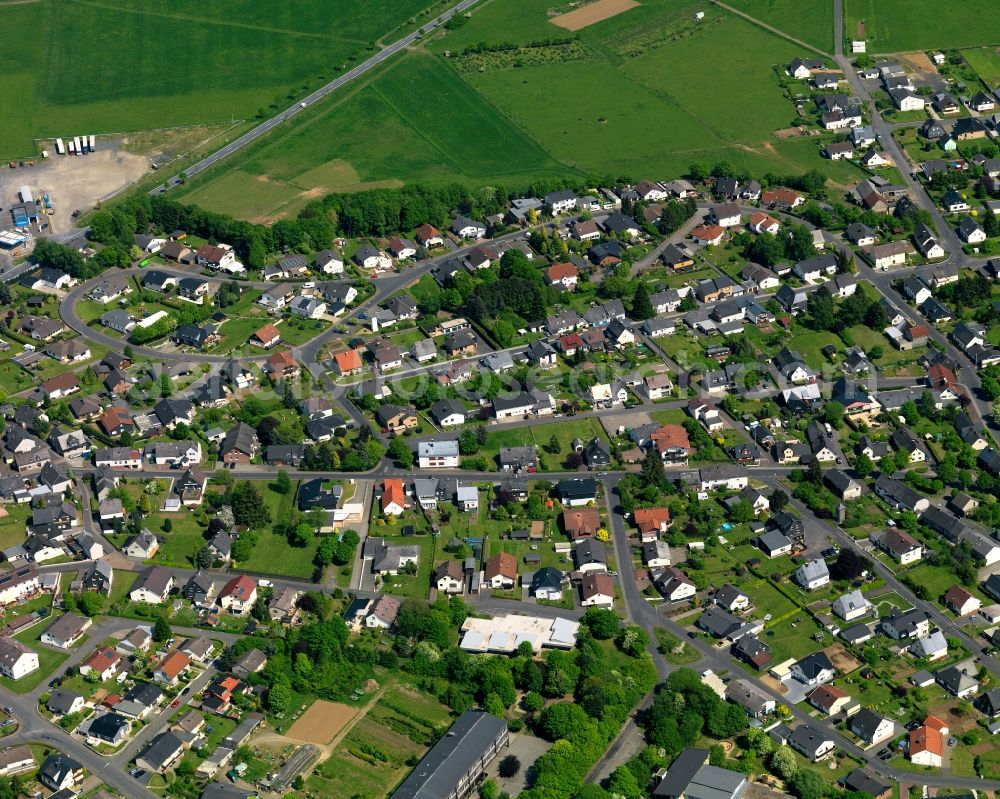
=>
[58,225,537,369]
[0,616,240,799]
[150,0,484,195]
[831,0,963,257]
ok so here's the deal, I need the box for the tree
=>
[389,437,414,468]
[831,548,869,580]
[458,428,480,455]
[215,505,236,529]
[153,616,172,642]
[618,625,650,657]
[807,286,835,331]
[523,691,544,712]
[789,769,825,799]
[272,470,292,495]
[582,607,619,639]
[630,282,654,321]
[824,401,844,428]
[727,499,755,524]
[79,592,104,616]
[267,681,292,714]
[196,544,214,568]
[608,766,642,799]
[538,702,593,741]
[498,755,521,779]
[768,746,798,780]
[231,482,271,529]
[769,489,789,513]
[231,532,258,562]
[641,446,668,492]
[854,452,874,477]
[289,523,314,548]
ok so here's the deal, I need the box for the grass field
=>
[843,0,1000,52]
[963,46,1000,84]
[182,52,568,220]
[237,481,321,578]
[179,1,866,218]
[0,0,437,157]
[725,0,835,52]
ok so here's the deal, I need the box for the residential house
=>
[655,566,697,602]
[850,709,895,746]
[795,559,830,590]
[873,528,923,564]
[791,652,835,686]
[789,724,836,761]
[434,560,465,594]
[484,553,517,590]
[129,566,174,604]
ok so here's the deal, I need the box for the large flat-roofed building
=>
[459,614,579,654]
[390,710,509,799]
[653,748,748,799]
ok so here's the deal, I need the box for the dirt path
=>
[710,0,830,56]
[253,688,385,764]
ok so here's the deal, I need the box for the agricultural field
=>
[0,0,440,157]
[291,681,453,799]
[963,46,1000,85]
[842,0,1000,52]
[181,52,568,221]
[725,0,835,52]
[179,0,866,218]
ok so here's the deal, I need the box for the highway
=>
[150,0,484,195]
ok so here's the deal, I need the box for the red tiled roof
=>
[485,552,517,580]
[43,372,80,393]
[562,508,601,538]
[546,262,578,281]
[651,424,691,453]
[634,507,671,535]
[267,351,296,369]
[220,575,257,601]
[156,650,190,679]
[381,478,405,512]
[334,349,363,371]
[253,323,281,344]
[692,224,724,241]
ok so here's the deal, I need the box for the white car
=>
[259,579,273,588]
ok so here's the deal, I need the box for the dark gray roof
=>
[47,689,83,715]
[139,731,185,770]
[88,712,130,742]
[530,567,563,593]
[850,708,887,740]
[390,711,507,799]
[794,651,834,679]
[843,770,889,798]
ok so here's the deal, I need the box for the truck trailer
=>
[89,135,96,152]
[55,138,65,155]
[18,186,32,204]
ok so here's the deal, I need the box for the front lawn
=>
[3,620,70,693]
[906,563,962,601]
[369,531,435,600]
[238,528,320,580]
[758,613,827,665]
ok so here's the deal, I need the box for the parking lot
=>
[0,142,149,237]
